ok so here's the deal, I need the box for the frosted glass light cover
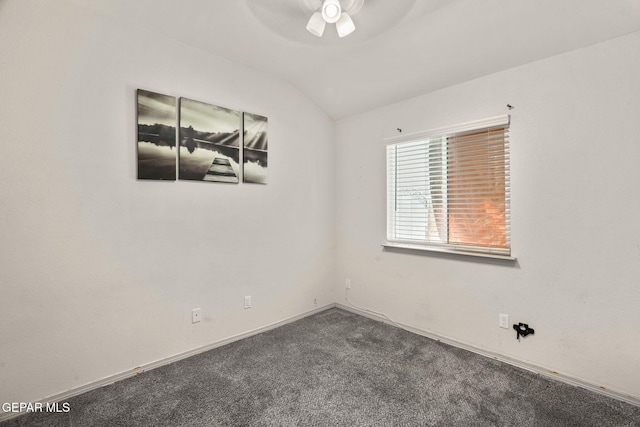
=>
[322,0,342,23]
[306,11,326,37]
[336,12,355,37]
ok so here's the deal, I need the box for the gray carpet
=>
[3,308,640,426]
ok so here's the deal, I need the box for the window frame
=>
[383,114,514,261]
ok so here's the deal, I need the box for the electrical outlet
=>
[346,279,351,289]
[244,295,252,309]
[192,308,201,324]
[314,298,318,306]
[499,313,509,329]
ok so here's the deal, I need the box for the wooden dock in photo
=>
[203,157,238,183]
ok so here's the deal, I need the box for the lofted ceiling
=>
[65,0,640,120]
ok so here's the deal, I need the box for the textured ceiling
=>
[65,0,640,119]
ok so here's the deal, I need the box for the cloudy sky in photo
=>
[180,97,239,133]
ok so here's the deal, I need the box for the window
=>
[385,115,510,258]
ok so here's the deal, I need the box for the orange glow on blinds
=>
[386,121,510,256]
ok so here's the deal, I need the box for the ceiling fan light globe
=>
[336,12,355,37]
[325,4,339,19]
[306,11,326,37]
[322,0,342,23]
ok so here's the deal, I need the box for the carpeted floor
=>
[4,308,640,426]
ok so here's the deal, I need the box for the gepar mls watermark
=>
[2,402,70,414]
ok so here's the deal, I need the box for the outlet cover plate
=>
[499,313,509,329]
[192,308,201,324]
[244,296,252,309]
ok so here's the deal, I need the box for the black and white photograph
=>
[242,112,268,184]
[179,98,240,183]
[136,89,177,180]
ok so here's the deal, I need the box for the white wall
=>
[2,0,640,409]
[0,1,335,404]
[335,32,640,399]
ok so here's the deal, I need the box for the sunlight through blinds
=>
[386,115,510,256]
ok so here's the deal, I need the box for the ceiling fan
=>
[304,0,365,38]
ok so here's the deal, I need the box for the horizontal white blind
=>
[387,117,510,256]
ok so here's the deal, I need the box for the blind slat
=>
[387,120,510,255]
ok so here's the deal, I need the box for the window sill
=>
[382,242,517,262]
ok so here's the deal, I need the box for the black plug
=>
[513,323,535,340]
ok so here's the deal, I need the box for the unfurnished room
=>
[1,0,640,425]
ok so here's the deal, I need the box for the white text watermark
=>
[2,402,70,413]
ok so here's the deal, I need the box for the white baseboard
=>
[0,304,337,423]
[336,303,640,408]
[3,302,637,423]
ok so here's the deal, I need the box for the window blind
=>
[386,115,510,256]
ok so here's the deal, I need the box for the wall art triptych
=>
[136,89,268,184]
